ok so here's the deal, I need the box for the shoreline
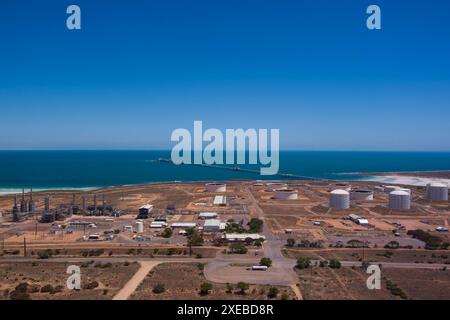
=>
[354,170,450,186]
[2,170,450,195]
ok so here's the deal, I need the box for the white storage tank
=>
[350,189,374,201]
[205,183,226,193]
[426,183,448,201]
[274,189,298,200]
[330,189,350,209]
[266,182,288,192]
[136,221,144,233]
[389,190,411,210]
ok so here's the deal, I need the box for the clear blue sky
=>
[1,0,449,150]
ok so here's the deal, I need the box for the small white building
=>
[224,233,266,242]
[357,219,369,225]
[150,221,167,228]
[170,222,197,229]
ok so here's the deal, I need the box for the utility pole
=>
[23,237,27,257]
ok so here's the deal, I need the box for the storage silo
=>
[350,189,374,200]
[136,221,144,233]
[205,183,226,193]
[330,189,350,209]
[426,183,448,201]
[389,190,411,210]
[274,189,298,200]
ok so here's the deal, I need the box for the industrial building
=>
[350,189,374,200]
[203,219,222,232]
[426,182,448,201]
[198,212,218,219]
[137,204,153,219]
[224,233,266,242]
[170,222,197,229]
[329,189,350,209]
[348,214,369,225]
[205,183,226,193]
[213,195,227,206]
[273,188,298,200]
[389,190,411,210]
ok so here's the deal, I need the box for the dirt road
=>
[113,261,161,300]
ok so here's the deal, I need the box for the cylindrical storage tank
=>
[274,189,298,200]
[266,183,288,192]
[384,186,401,193]
[350,189,374,200]
[389,190,411,210]
[136,221,144,233]
[330,189,350,209]
[205,183,226,193]
[331,183,351,192]
[426,183,448,201]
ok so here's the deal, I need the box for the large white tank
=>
[266,182,288,192]
[350,189,374,201]
[426,183,448,201]
[205,183,226,193]
[389,190,411,210]
[330,189,350,209]
[136,221,144,233]
[274,189,298,200]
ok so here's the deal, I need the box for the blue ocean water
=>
[0,150,450,191]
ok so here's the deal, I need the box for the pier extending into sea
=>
[157,158,330,181]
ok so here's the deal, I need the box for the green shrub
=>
[152,283,165,294]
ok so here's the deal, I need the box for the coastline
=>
[354,170,450,186]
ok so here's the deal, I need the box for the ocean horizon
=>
[1,150,450,193]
